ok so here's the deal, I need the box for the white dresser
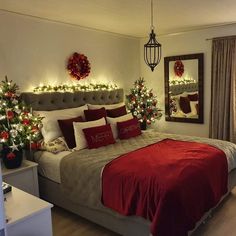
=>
[5,187,53,236]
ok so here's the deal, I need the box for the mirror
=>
[164,53,204,123]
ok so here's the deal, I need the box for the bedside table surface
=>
[2,160,38,177]
[5,187,53,227]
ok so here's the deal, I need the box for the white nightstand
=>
[1,160,39,197]
[5,186,53,236]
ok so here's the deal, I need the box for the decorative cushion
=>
[73,117,106,150]
[196,104,199,115]
[179,96,191,114]
[106,105,127,118]
[40,137,69,154]
[117,118,141,139]
[190,101,198,116]
[188,93,198,101]
[83,124,115,149]
[106,113,133,139]
[58,116,83,149]
[34,105,88,143]
[84,107,107,121]
[88,102,125,110]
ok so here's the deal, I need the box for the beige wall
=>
[140,25,236,137]
[1,10,236,138]
[0,11,140,93]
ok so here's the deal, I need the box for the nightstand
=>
[2,160,39,197]
[5,186,53,236]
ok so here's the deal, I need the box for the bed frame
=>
[21,89,236,236]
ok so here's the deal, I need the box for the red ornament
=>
[30,142,41,150]
[4,92,14,98]
[31,126,39,132]
[22,119,30,125]
[0,131,9,140]
[6,152,16,160]
[174,60,184,77]
[7,110,14,120]
[67,52,91,81]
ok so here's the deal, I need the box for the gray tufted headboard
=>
[21,89,124,111]
[170,83,198,96]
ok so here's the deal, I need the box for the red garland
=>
[174,60,184,77]
[67,52,91,80]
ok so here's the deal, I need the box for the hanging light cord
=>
[151,0,154,30]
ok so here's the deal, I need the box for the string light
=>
[33,82,118,93]
[169,77,196,86]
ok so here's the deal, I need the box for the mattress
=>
[34,130,236,185]
[34,150,71,183]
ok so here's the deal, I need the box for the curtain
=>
[210,37,236,142]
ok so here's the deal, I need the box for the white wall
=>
[140,25,236,138]
[2,10,236,138]
[0,11,140,93]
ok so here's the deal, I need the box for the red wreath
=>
[174,60,184,77]
[67,52,91,80]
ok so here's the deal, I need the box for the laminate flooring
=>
[52,187,236,236]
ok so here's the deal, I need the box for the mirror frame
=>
[164,53,204,123]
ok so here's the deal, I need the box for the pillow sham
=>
[73,117,106,150]
[106,105,127,118]
[106,113,133,139]
[84,107,107,121]
[83,124,115,149]
[88,102,125,110]
[190,101,198,116]
[40,137,69,154]
[188,93,198,101]
[34,105,88,143]
[117,118,141,139]
[58,116,83,149]
[179,96,191,114]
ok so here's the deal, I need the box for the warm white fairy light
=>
[33,82,118,93]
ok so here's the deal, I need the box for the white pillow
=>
[88,102,125,110]
[106,113,133,139]
[73,117,106,150]
[190,101,198,115]
[34,105,88,143]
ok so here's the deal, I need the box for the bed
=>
[21,89,236,236]
[169,83,199,118]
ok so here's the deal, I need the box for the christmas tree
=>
[0,76,43,151]
[126,78,162,127]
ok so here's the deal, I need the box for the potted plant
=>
[126,78,162,130]
[0,77,43,169]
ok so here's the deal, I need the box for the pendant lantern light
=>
[144,0,162,71]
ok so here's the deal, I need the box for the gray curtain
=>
[210,37,236,142]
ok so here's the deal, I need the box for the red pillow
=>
[83,124,115,149]
[196,103,199,115]
[117,118,141,139]
[188,93,198,101]
[84,107,107,121]
[106,105,127,118]
[58,116,83,149]
[179,96,191,114]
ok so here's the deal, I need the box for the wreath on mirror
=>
[174,60,184,77]
[67,52,91,80]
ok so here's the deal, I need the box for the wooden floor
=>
[52,187,236,236]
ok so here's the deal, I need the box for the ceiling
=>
[0,0,236,38]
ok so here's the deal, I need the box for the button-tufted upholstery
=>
[170,83,198,96]
[21,89,124,111]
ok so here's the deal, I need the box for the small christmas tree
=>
[0,76,43,151]
[126,78,162,129]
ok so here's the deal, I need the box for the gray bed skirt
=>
[38,169,236,236]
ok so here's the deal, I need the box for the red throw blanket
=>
[102,139,228,236]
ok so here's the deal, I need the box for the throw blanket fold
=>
[102,139,228,236]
